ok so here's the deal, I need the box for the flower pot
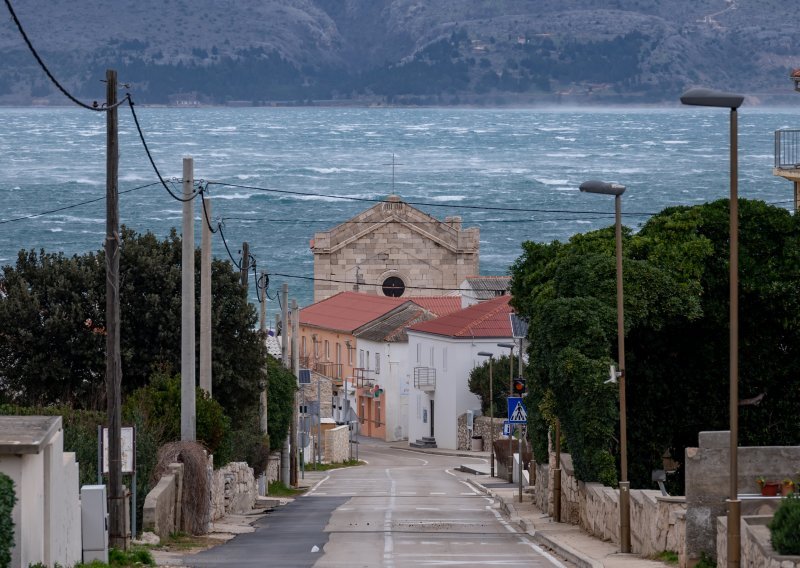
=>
[761,482,781,496]
[781,482,795,496]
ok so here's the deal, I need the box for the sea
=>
[1,105,798,310]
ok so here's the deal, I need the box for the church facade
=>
[310,195,480,302]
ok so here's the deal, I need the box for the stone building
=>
[310,195,479,302]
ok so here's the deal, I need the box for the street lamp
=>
[579,179,630,553]
[681,87,744,568]
[477,352,495,477]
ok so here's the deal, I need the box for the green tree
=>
[510,199,800,489]
[468,355,514,417]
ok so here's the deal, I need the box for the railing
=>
[300,355,311,369]
[354,367,373,388]
[413,367,436,391]
[775,129,800,169]
[314,361,343,380]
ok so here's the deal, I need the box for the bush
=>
[769,492,800,555]
[0,473,15,568]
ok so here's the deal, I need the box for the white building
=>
[406,295,517,450]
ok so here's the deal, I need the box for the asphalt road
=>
[188,440,567,567]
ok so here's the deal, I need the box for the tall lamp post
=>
[478,352,495,477]
[579,179,630,553]
[680,87,744,568]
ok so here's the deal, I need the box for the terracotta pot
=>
[781,482,795,496]
[761,482,780,496]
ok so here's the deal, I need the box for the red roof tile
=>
[407,295,514,338]
[408,296,462,317]
[300,291,408,332]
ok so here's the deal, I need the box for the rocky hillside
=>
[1,0,799,105]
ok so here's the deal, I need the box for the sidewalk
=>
[397,444,674,568]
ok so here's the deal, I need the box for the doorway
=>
[429,399,435,438]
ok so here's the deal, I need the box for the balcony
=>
[354,368,373,388]
[314,361,343,382]
[413,367,436,392]
[772,129,800,209]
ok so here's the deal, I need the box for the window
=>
[443,347,448,371]
[375,352,381,374]
[336,343,341,365]
[382,276,405,297]
[367,351,371,369]
[313,338,319,358]
[301,336,306,357]
[325,340,330,360]
[429,346,434,367]
[348,343,354,366]
[359,349,364,369]
[416,343,421,363]
[376,401,382,426]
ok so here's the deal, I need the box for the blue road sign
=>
[502,421,512,436]
[507,397,527,424]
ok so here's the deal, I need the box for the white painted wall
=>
[0,422,81,568]
[358,338,410,442]
[407,331,516,450]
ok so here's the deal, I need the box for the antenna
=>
[382,153,403,193]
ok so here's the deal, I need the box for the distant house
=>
[406,295,517,450]
[459,275,511,308]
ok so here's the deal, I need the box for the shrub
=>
[0,473,15,568]
[769,492,800,555]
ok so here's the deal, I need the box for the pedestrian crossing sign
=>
[507,397,527,424]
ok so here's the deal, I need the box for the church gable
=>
[312,195,479,301]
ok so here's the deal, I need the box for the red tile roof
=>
[407,295,514,338]
[300,291,408,332]
[408,296,462,317]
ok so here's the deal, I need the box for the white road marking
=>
[429,492,447,495]
[303,475,330,496]
[399,491,417,495]
[415,507,441,511]
[384,468,396,568]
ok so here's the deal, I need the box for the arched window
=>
[382,276,405,297]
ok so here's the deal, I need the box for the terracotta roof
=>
[407,295,514,338]
[354,304,437,342]
[300,291,407,332]
[408,296,462,317]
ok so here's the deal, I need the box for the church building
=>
[310,195,480,302]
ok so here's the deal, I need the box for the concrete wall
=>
[210,462,257,520]
[142,463,184,539]
[325,425,350,463]
[0,420,81,568]
[685,431,800,564]
[717,515,800,568]
[531,449,687,564]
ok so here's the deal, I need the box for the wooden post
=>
[241,242,249,290]
[291,299,300,487]
[181,157,196,441]
[105,68,126,550]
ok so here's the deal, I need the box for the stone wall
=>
[685,431,800,565]
[265,451,281,483]
[717,515,800,568]
[457,414,505,451]
[143,463,184,539]
[210,462,257,521]
[531,450,687,563]
[325,425,350,463]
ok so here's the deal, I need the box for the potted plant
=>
[782,478,796,496]
[757,476,781,496]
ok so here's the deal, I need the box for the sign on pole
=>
[502,421,512,437]
[507,397,527,424]
[101,426,135,474]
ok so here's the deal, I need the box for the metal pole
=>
[181,157,196,441]
[518,427,524,502]
[318,379,322,466]
[508,350,514,483]
[291,299,300,487]
[553,419,562,522]
[105,68,126,550]
[200,197,212,396]
[489,358,494,477]
[281,284,289,365]
[97,425,103,485]
[615,192,631,553]
[727,107,741,568]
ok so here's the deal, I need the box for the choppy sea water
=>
[1,106,798,308]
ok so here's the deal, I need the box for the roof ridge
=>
[454,296,511,336]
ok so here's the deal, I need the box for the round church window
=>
[382,276,405,297]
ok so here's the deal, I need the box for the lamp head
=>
[680,87,744,109]
[580,180,626,196]
[497,342,515,349]
[477,351,493,358]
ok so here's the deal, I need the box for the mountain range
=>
[1,0,799,105]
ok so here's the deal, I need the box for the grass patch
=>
[70,546,155,567]
[155,532,221,552]
[305,459,364,472]
[268,480,307,497]
[694,552,715,568]
[653,550,679,564]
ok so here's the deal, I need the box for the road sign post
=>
[507,397,527,424]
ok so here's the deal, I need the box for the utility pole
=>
[105,68,126,550]
[280,284,290,486]
[200,197,212,396]
[240,242,249,290]
[258,270,268,493]
[259,270,266,334]
[291,299,300,487]
[181,157,196,441]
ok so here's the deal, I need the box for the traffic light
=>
[512,376,526,395]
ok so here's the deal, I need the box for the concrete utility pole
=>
[181,157,196,441]
[240,241,249,290]
[200,197,212,396]
[258,271,268,487]
[105,68,126,550]
[280,284,290,486]
[259,270,267,334]
[291,299,300,487]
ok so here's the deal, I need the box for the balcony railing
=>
[314,361,343,380]
[775,129,800,169]
[413,367,436,391]
[354,367,373,388]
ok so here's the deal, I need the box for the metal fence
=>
[775,129,800,169]
[413,367,436,390]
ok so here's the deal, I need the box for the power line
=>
[0,182,161,225]
[219,215,616,224]
[3,0,128,112]
[207,181,661,217]
[269,270,504,293]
